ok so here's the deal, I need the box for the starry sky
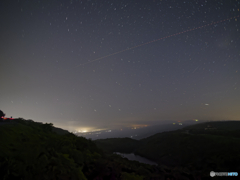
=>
[0,0,240,132]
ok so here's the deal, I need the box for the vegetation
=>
[95,121,240,178]
[0,118,98,180]
[95,138,140,153]
[0,110,5,120]
[1,117,185,180]
[2,114,239,179]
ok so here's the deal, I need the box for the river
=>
[114,152,158,166]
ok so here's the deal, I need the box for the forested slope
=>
[95,121,240,178]
[0,118,191,180]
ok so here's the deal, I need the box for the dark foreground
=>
[1,118,239,179]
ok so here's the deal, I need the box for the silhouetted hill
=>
[1,118,199,179]
[95,121,240,178]
[52,125,71,135]
[95,138,140,153]
[0,118,99,179]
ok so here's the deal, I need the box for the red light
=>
[1,117,13,120]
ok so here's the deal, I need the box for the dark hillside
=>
[136,121,240,176]
[181,121,240,137]
[182,121,240,131]
[0,118,99,179]
[95,121,240,178]
[1,118,195,179]
[95,138,140,153]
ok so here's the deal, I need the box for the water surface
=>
[115,152,157,165]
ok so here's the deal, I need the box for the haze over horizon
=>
[1,0,240,132]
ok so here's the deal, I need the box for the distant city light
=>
[130,124,148,129]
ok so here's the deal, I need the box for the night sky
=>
[1,0,240,132]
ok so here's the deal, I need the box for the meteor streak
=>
[72,15,240,69]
